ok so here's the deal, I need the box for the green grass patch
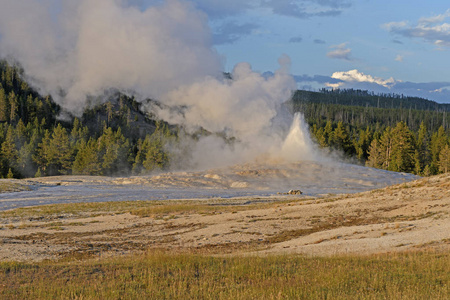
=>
[0,251,448,299]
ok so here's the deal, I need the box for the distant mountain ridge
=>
[292,89,450,112]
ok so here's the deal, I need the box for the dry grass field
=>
[0,172,449,298]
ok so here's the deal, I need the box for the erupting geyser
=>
[280,113,317,162]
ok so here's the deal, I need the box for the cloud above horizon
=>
[327,43,352,60]
[292,69,450,103]
[329,70,396,88]
[383,9,450,48]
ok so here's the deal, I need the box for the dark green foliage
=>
[0,59,448,178]
[133,121,173,174]
[293,89,450,112]
[0,60,177,178]
[294,89,450,176]
[72,138,102,175]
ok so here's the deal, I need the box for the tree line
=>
[293,91,450,176]
[1,59,449,178]
[293,89,450,112]
[0,61,177,178]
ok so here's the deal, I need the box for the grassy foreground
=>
[0,251,448,299]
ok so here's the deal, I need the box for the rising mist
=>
[0,0,318,169]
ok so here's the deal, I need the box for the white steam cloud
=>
[0,0,318,168]
[0,0,222,112]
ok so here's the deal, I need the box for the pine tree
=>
[323,120,333,147]
[430,126,447,174]
[439,144,450,173]
[0,126,18,176]
[8,91,18,124]
[378,126,393,170]
[98,126,130,175]
[355,127,372,161]
[416,121,429,172]
[72,139,102,175]
[34,168,42,178]
[0,87,8,122]
[35,124,73,175]
[366,138,384,169]
[312,125,327,148]
[389,122,416,173]
[331,121,354,155]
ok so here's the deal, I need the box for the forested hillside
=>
[0,61,178,178]
[293,89,450,111]
[293,89,450,176]
[0,59,449,178]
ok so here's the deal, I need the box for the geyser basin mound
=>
[0,161,418,211]
[114,160,418,195]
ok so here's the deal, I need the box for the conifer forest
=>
[0,60,449,179]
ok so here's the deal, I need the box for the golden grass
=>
[0,251,448,299]
[0,198,310,221]
[0,180,31,193]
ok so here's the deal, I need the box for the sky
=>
[0,0,449,104]
[174,0,450,103]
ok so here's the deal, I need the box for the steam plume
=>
[0,0,318,168]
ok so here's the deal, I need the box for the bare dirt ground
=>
[0,171,448,262]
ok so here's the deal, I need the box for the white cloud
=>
[418,9,450,25]
[384,10,450,48]
[395,55,404,62]
[326,43,352,60]
[382,21,409,31]
[330,69,396,88]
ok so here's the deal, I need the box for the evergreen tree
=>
[355,127,372,161]
[439,144,450,173]
[98,126,130,175]
[331,121,354,155]
[8,91,18,124]
[389,122,416,173]
[0,126,18,176]
[72,139,102,175]
[366,139,384,169]
[323,120,333,146]
[142,137,168,172]
[379,127,393,170]
[430,126,447,174]
[35,124,73,175]
[416,121,429,172]
[312,125,327,148]
[0,87,8,122]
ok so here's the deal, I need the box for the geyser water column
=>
[280,113,317,162]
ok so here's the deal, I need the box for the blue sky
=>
[1,0,449,104]
[164,0,450,103]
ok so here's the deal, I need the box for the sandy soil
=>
[0,171,448,262]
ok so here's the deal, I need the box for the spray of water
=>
[280,113,317,162]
